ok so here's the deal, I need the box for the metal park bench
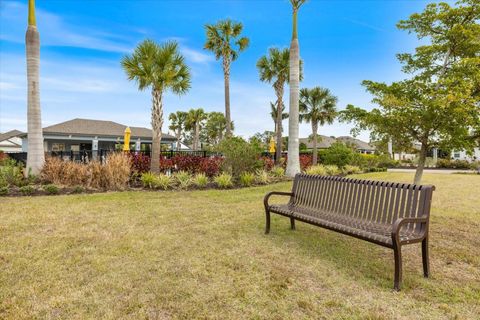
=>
[264,174,435,290]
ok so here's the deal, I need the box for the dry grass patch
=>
[0,173,479,319]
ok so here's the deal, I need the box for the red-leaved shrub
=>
[129,153,151,174]
[260,156,274,171]
[199,156,223,177]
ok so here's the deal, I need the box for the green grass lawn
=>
[1,172,479,319]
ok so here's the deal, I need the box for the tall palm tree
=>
[270,102,288,137]
[169,111,188,150]
[25,0,45,175]
[286,0,307,177]
[122,40,191,173]
[186,108,208,151]
[299,87,338,165]
[257,47,302,163]
[204,19,249,137]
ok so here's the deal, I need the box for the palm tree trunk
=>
[414,142,428,184]
[194,122,200,150]
[274,82,284,165]
[223,59,232,137]
[151,88,163,174]
[286,8,301,177]
[176,129,181,150]
[25,0,44,176]
[312,122,318,165]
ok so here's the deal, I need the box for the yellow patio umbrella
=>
[123,127,131,151]
[269,136,276,154]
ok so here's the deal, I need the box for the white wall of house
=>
[451,148,480,162]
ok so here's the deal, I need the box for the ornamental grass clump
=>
[102,152,132,190]
[239,172,255,187]
[305,165,327,176]
[255,170,271,185]
[214,173,233,189]
[141,172,172,190]
[173,171,192,190]
[270,166,285,178]
[325,165,340,176]
[342,165,362,175]
[192,173,209,188]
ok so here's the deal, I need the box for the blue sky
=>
[0,0,440,141]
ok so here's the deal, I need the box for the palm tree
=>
[122,40,191,173]
[169,111,188,150]
[300,87,338,165]
[204,19,249,137]
[286,0,307,177]
[205,111,232,145]
[25,0,45,175]
[186,108,208,151]
[270,102,288,140]
[257,47,303,163]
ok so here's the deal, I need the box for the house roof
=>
[336,136,375,151]
[299,135,375,151]
[20,119,175,140]
[0,130,23,143]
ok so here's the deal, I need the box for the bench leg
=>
[265,209,271,234]
[422,238,429,278]
[393,244,403,291]
[290,217,295,230]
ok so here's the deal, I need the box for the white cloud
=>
[181,47,214,64]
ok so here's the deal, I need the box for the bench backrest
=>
[290,174,434,225]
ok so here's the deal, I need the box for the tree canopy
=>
[341,0,480,184]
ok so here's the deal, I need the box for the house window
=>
[51,143,65,152]
[454,153,460,159]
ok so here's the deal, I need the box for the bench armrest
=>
[264,191,294,209]
[391,217,428,241]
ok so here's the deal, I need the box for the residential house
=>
[299,135,375,154]
[18,118,177,153]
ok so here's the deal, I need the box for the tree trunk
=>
[223,60,232,137]
[194,122,200,151]
[414,142,428,185]
[176,129,181,150]
[312,122,318,165]
[25,20,45,176]
[150,88,163,174]
[286,9,301,177]
[274,81,284,165]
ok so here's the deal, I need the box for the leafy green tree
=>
[257,48,302,164]
[286,0,307,177]
[204,19,249,137]
[25,0,45,175]
[341,0,479,184]
[169,111,188,150]
[122,40,191,173]
[186,108,208,151]
[249,131,275,150]
[299,87,338,165]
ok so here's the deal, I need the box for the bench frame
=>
[264,176,434,291]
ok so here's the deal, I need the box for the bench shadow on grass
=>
[263,216,428,292]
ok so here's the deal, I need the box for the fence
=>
[5,150,222,165]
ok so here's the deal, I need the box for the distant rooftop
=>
[299,135,375,151]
